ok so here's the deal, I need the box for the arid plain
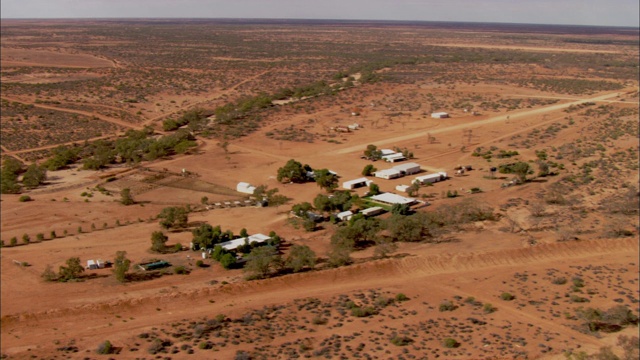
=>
[1,20,639,359]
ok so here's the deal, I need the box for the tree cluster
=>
[276,159,313,183]
[158,206,189,229]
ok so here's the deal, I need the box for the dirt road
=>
[332,90,630,155]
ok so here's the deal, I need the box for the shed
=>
[336,210,354,221]
[219,233,271,251]
[236,182,257,195]
[342,177,374,190]
[361,206,385,217]
[86,260,98,270]
[379,149,396,156]
[370,193,416,205]
[413,172,448,185]
[392,162,421,175]
[431,112,449,118]
[382,153,406,163]
[374,168,402,180]
[395,184,410,193]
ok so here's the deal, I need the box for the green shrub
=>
[500,292,515,301]
[443,338,459,348]
[174,266,189,275]
[552,277,567,285]
[395,293,409,302]
[439,300,457,312]
[483,303,496,313]
[312,316,328,325]
[96,340,113,354]
[196,260,204,268]
[351,306,376,317]
[390,335,413,346]
[18,195,31,202]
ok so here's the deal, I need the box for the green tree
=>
[368,183,381,196]
[1,157,23,194]
[58,257,84,282]
[286,245,316,272]
[362,164,377,176]
[113,251,131,283]
[313,194,333,213]
[512,161,532,183]
[391,203,411,216]
[314,169,338,192]
[120,188,135,206]
[386,213,432,242]
[244,246,281,279]
[41,264,58,282]
[276,159,309,183]
[219,253,237,269]
[150,231,168,253]
[291,202,313,217]
[158,206,188,229]
[374,238,398,258]
[363,144,382,160]
[22,163,47,189]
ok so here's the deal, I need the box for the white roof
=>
[380,149,395,156]
[395,185,410,192]
[370,193,416,205]
[392,162,421,172]
[337,210,353,219]
[342,177,373,188]
[361,206,384,215]
[382,153,406,161]
[431,112,449,116]
[415,172,447,181]
[375,169,402,177]
[219,233,271,251]
[237,182,256,194]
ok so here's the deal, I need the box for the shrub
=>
[10,237,17,246]
[312,316,328,325]
[96,340,113,354]
[196,260,204,267]
[351,306,376,317]
[41,265,58,282]
[443,338,459,348]
[395,293,409,302]
[36,233,44,242]
[552,277,567,285]
[500,292,515,301]
[22,233,30,244]
[439,300,457,312]
[18,195,31,202]
[483,303,496,314]
[390,335,413,346]
[174,266,189,275]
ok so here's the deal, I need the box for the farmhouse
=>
[342,177,374,190]
[382,153,406,163]
[431,112,450,118]
[236,182,257,195]
[219,233,271,251]
[392,162,421,175]
[413,172,448,185]
[370,193,417,206]
[374,168,402,180]
[361,206,385,217]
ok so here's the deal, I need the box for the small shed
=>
[237,182,257,195]
[342,177,374,190]
[361,206,385,217]
[86,260,98,270]
[413,172,447,185]
[395,184,410,193]
[431,112,449,119]
[336,210,354,221]
[382,153,406,163]
[374,168,402,180]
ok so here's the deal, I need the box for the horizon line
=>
[1,17,638,29]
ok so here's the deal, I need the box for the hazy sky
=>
[1,0,639,27]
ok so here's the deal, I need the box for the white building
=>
[361,206,385,217]
[374,168,402,180]
[342,177,374,190]
[370,193,417,206]
[336,210,354,221]
[219,233,271,251]
[431,112,449,118]
[395,184,410,193]
[413,172,448,185]
[382,153,406,163]
[392,162,421,175]
[380,149,396,156]
[236,182,257,195]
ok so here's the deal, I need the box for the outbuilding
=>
[382,153,406,163]
[361,206,385,217]
[219,233,272,251]
[374,168,402,180]
[413,172,448,185]
[370,193,417,206]
[336,210,354,221]
[236,182,257,195]
[392,162,421,175]
[342,177,374,190]
[431,112,449,118]
[395,184,410,193]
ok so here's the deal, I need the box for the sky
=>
[1,0,639,27]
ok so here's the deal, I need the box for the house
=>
[431,112,449,118]
[236,182,257,195]
[219,233,271,251]
[413,172,448,185]
[361,206,385,217]
[370,193,417,206]
[392,162,421,175]
[374,168,402,180]
[336,210,354,221]
[382,153,406,163]
[342,177,374,190]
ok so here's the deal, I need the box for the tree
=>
[368,183,381,196]
[120,188,135,206]
[385,214,432,242]
[406,183,420,197]
[219,253,237,269]
[291,202,313,218]
[286,245,316,272]
[512,161,532,184]
[374,238,398,258]
[327,243,352,268]
[363,144,382,160]
[313,194,333,213]
[1,157,23,194]
[244,246,281,279]
[391,203,411,216]
[22,163,47,189]
[113,251,131,283]
[362,164,377,176]
[200,196,209,205]
[151,231,168,253]
[277,159,309,183]
[537,160,550,177]
[314,169,338,192]
[41,264,58,282]
[58,257,84,282]
[158,206,188,229]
